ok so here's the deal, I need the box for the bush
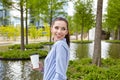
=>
[8,42,53,50]
[67,58,120,80]
[0,42,53,60]
[8,43,44,49]
[0,49,47,59]
[25,43,44,49]
[71,40,93,44]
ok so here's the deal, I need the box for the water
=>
[0,60,43,80]
[0,61,5,80]
[70,41,120,60]
[88,41,110,59]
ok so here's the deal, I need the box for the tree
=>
[19,0,25,50]
[92,0,103,66]
[106,0,120,40]
[73,0,94,41]
[2,0,26,50]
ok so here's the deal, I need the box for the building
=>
[0,2,10,26]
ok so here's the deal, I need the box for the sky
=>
[67,0,108,16]
[93,0,108,14]
[68,1,74,16]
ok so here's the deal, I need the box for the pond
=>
[70,41,120,60]
[0,41,120,80]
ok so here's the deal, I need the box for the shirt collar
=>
[62,38,66,42]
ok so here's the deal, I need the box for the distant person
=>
[33,17,70,80]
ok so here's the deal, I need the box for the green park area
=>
[0,0,120,80]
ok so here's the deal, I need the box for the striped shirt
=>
[43,38,70,80]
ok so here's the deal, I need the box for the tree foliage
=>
[73,0,94,40]
[106,0,120,40]
[106,0,120,28]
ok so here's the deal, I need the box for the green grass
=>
[0,42,54,60]
[105,40,120,43]
[71,40,93,44]
[0,49,47,59]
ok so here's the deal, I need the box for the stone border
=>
[0,56,46,61]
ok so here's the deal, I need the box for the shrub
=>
[8,43,44,49]
[0,49,47,59]
[67,58,120,80]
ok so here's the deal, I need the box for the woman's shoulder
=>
[54,39,68,49]
[55,39,65,45]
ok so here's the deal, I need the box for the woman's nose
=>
[57,29,62,33]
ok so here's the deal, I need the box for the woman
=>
[35,17,70,80]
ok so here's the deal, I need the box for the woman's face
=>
[51,20,68,42]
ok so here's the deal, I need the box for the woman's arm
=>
[54,44,69,80]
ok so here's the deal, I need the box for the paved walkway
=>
[0,35,79,46]
[0,36,49,46]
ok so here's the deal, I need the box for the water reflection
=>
[70,41,120,60]
[75,43,89,59]
[108,43,120,58]
[69,43,78,60]
[70,42,89,60]
[88,41,110,59]
[0,61,5,80]
[1,60,43,80]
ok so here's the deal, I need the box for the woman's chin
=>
[54,38,61,42]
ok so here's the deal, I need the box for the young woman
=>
[34,17,70,80]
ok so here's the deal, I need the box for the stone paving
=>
[0,35,78,46]
[0,36,49,46]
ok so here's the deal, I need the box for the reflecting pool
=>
[0,60,43,80]
[70,41,120,60]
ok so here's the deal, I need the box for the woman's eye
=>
[61,27,67,31]
[54,26,59,29]
[61,27,66,30]
[54,26,67,31]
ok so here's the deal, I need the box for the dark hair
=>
[51,17,70,47]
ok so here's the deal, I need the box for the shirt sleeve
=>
[54,44,68,80]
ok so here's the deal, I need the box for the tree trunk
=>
[25,7,28,45]
[117,26,120,40]
[49,0,53,42]
[87,31,89,40]
[75,32,78,40]
[92,0,103,66]
[115,29,118,40]
[20,0,25,51]
[81,12,84,41]
[81,25,84,41]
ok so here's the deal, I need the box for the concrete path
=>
[0,36,49,46]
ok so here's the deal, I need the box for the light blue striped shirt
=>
[43,38,70,80]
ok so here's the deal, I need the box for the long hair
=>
[51,17,70,47]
